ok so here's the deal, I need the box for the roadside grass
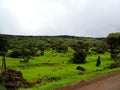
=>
[0,51,119,90]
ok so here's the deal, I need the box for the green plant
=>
[106,32,120,59]
[71,41,89,64]
[115,54,120,64]
[71,51,87,64]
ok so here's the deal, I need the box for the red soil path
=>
[55,71,120,90]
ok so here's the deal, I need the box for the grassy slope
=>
[0,50,120,90]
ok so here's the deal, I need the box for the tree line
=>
[0,32,120,72]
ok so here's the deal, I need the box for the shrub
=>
[70,41,88,64]
[96,56,101,66]
[114,53,120,64]
[108,63,120,69]
[92,47,105,54]
[9,49,22,58]
[71,51,87,64]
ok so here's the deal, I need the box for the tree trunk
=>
[2,55,7,72]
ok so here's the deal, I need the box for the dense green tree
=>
[49,39,68,53]
[24,40,38,57]
[9,48,22,58]
[72,41,89,52]
[91,40,108,54]
[116,53,120,64]
[9,38,39,59]
[20,46,31,61]
[71,41,89,64]
[55,41,68,53]
[0,35,9,71]
[106,32,120,59]
[72,51,87,63]
[37,40,48,55]
[9,45,31,60]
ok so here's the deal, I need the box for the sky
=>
[0,0,120,37]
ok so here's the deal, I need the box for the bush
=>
[96,56,101,66]
[108,63,120,69]
[9,49,22,58]
[70,41,88,64]
[114,53,120,64]
[71,51,87,64]
[52,41,68,53]
[91,47,105,54]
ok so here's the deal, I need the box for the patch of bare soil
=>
[55,71,120,90]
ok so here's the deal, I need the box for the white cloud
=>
[4,0,69,35]
[79,0,88,9]
[0,0,120,37]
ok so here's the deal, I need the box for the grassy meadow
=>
[0,48,120,90]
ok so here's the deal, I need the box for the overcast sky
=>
[0,0,120,37]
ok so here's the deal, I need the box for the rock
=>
[76,66,86,71]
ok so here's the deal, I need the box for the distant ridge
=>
[0,34,105,40]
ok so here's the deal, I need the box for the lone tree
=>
[71,41,89,64]
[0,35,9,72]
[106,32,120,59]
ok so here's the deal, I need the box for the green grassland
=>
[0,49,120,90]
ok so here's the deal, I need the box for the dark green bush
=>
[70,41,88,64]
[71,51,87,64]
[96,56,101,66]
[9,49,22,58]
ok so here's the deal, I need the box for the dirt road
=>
[55,71,120,90]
